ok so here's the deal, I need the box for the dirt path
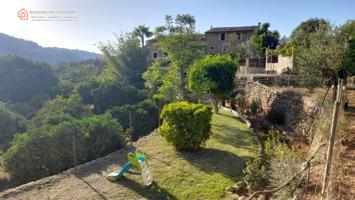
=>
[330,90,355,199]
[303,90,355,200]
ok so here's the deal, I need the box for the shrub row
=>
[3,114,125,184]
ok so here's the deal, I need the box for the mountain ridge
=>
[0,33,101,64]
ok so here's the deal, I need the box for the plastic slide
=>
[106,149,153,185]
[106,152,141,182]
[106,162,132,182]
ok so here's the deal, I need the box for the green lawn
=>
[118,109,258,200]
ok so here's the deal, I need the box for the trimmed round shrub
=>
[3,114,125,184]
[159,101,213,151]
[110,100,159,140]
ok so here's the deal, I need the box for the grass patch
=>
[118,110,258,200]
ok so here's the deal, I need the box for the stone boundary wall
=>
[243,82,320,135]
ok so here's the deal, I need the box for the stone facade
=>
[145,39,166,62]
[265,54,293,74]
[147,47,166,62]
[243,82,320,135]
[205,26,257,55]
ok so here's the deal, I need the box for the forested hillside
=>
[0,30,158,188]
[0,33,100,64]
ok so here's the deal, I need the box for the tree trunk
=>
[180,65,187,99]
[141,36,145,47]
[213,98,219,114]
[332,86,337,102]
[231,99,236,110]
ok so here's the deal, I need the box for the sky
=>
[0,0,354,53]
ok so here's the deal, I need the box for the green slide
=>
[106,149,153,185]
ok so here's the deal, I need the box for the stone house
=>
[205,25,294,76]
[145,38,167,63]
[146,35,206,62]
[238,53,293,75]
[205,25,259,55]
[265,54,293,74]
[146,24,293,77]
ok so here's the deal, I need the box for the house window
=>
[236,32,242,40]
[210,46,214,50]
[220,33,226,41]
[153,52,158,59]
[267,55,278,63]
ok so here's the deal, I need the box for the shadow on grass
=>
[117,177,178,200]
[212,123,257,151]
[180,148,251,179]
[218,111,246,124]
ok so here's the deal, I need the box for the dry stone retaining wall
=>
[243,82,320,135]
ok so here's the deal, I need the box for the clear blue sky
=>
[1,0,354,53]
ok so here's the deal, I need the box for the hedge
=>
[3,114,125,184]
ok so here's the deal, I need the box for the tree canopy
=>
[188,55,238,113]
[0,102,27,150]
[133,25,153,47]
[339,20,355,76]
[0,56,58,102]
[144,14,205,101]
[252,23,280,54]
[99,33,149,89]
[290,18,347,88]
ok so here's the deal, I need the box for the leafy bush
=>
[0,56,58,102]
[77,79,100,104]
[92,81,144,113]
[110,100,159,140]
[243,156,269,192]
[0,103,27,149]
[3,114,125,184]
[266,142,305,200]
[259,121,271,134]
[6,94,50,118]
[77,80,144,113]
[266,107,286,124]
[249,99,259,115]
[262,129,290,144]
[159,101,213,151]
[244,139,301,193]
[32,94,91,127]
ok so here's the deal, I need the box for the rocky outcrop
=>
[243,82,320,136]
